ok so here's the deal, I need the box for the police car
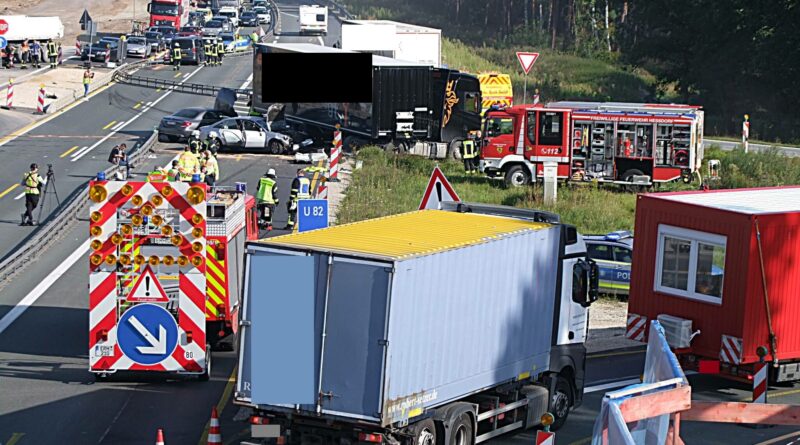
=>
[584,231,633,297]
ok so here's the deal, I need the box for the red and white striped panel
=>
[626,314,648,342]
[752,361,767,403]
[329,130,341,181]
[720,335,743,365]
[89,180,207,373]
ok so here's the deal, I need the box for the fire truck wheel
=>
[621,169,644,182]
[448,139,464,160]
[504,165,531,187]
[199,344,212,381]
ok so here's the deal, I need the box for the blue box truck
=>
[235,203,599,444]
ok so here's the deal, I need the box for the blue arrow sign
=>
[297,199,328,233]
[117,303,179,365]
[0,37,7,50]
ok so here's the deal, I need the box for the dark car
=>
[144,31,167,52]
[81,37,127,63]
[188,11,207,27]
[179,25,204,36]
[158,108,225,142]
[149,25,177,45]
[173,36,206,64]
[239,11,258,27]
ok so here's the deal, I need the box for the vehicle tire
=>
[199,344,211,382]
[343,136,363,154]
[504,165,531,187]
[158,132,170,143]
[409,418,437,445]
[448,139,464,160]
[550,376,573,431]
[448,413,473,445]
[268,140,283,155]
[621,169,644,182]
[210,138,223,152]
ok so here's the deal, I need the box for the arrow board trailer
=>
[252,43,482,158]
[0,15,64,43]
[205,186,258,349]
[88,180,210,378]
[235,204,599,444]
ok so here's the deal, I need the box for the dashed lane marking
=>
[0,184,18,199]
[102,121,117,130]
[59,145,80,158]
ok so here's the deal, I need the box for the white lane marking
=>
[0,240,90,335]
[71,146,91,158]
[283,13,298,18]
[13,192,24,200]
[239,74,253,90]
[72,65,205,162]
[584,378,641,394]
[111,120,127,131]
[317,36,324,46]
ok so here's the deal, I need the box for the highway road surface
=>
[705,138,800,157]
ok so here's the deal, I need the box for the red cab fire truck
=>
[480,102,705,187]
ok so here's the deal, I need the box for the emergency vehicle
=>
[478,72,513,114]
[147,0,191,28]
[480,102,705,187]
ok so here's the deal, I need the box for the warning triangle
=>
[419,167,460,210]
[516,52,540,74]
[127,265,169,303]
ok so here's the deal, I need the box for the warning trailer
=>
[88,179,210,378]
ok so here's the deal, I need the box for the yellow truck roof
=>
[258,210,551,261]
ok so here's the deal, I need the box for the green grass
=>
[704,147,800,189]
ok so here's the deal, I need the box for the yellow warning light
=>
[191,241,203,253]
[150,194,164,206]
[104,254,117,265]
[161,184,174,197]
[134,255,146,265]
[132,214,143,226]
[162,255,175,266]
[540,412,555,427]
[132,194,144,207]
[90,211,103,223]
[90,226,103,237]
[191,213,204,225]
[110,233,123,245]
[186,186,205,205]
[171,234,183,246]
[192,227,204,238]
[151,214,164,226]
[177,255,189,266]
[191,255,204,267]
[119,255,132,266]
[90,254,103,266]
[149,255,160,266]
[91,239,103,251]
[120,184,134,196]
[89,184,108,203]
[121,224,133,236]
[161,225,173,236]
[141,204,154,216]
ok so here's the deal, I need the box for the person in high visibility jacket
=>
[216,38,224,65]
[249,32,258,45]
[47,40,57,69]
[21,163,46,226]
[177,146,199,181]
[206,39,217,66]
[286,168,311,229]
[203,40,212,66]
[256,168,279,230]
[203,150,219,186]
[462,139,478,174]
[166,160,180,181]
[172,42,182,71]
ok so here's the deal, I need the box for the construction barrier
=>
[329,128,341,182]
[36,84,45,114]
[155,428,165,445]
[208,406,222,445]
[753,361,767,404]
[6,79,13,109]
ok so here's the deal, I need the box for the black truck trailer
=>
[251,43,482,158]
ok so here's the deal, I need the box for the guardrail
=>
[47,58,152,114]
[0,130,159,285]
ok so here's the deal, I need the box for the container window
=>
[655,225,726,305]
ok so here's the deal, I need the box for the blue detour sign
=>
[297,199,328,233]
[117,303,179,365]
[0,37,7,50]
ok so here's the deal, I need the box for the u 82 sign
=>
[297,199,329,233]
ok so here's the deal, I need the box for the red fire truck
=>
[480,102,705,187]
[147,0,191,28]
[205,186,259,349]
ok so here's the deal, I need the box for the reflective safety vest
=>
[204,43,211,55]
[178,152,199,180]
[204,156,219,178]
[167,168,179,181]
[47,41,56,56]
[23,172,43,195]
[173,47,182,60]
[208,43,217,56]
[250,33,258,43]
[216,42,224,54]
[256,177,276,204]
[462,140,477,159]
[296,177,311,199]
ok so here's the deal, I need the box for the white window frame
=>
[654,224,726,305]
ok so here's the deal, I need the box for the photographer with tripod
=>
[21,163,47,226]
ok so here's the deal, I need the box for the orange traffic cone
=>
[208,406,222,445]
[155,428,166,445]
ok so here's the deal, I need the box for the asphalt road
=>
[705,138,800,157]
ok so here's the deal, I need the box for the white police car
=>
[584,231,633,297]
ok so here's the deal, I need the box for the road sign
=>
[0,37,6,50]
[127,265,169,303]
[297,199,329,233]
[0,19,8,36]
[80,10,92,26]
[117,303,179,365]
[419,166,460,210]
[535,431,555,445]
[516,52,540,74]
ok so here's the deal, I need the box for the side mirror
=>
[572,259,599,308]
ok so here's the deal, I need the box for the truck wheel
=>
[550,377,572,431]
[448,139,464,160]
[199,344,212,382]
[410,418,437,445]
[621,169,644,182]
[343,136,363,153]
[504,165,531,187]
[448,413,473,445]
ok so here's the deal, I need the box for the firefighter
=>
[177,145,199,181]
[207,38,217,66]
[216,37,225,65]
[256,169,279,231]
[286,168,311,229]
[166,160,180,181]
[21,163,46,226]
[172,42,182,71]
[461,138,478,174]
[47,40,57,69]
[202,149,219,186]
[203,39,212,66]
[19,41,29,69]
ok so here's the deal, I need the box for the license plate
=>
[93,345,114,357]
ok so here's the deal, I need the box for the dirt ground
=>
[587,298,642,353]
[0,0,148,41]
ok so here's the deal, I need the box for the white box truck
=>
[341,19,441,66]
[298,5,328,35]
[0,15,64,43]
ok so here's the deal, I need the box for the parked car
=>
[217,7,240,28]
[239,11,258,27]
[158,108,226,142]
[179,25,204,37]
[188,11,207,27]
[173,36,206,64]
[144,31,167,52]
[253,6,271,24]
[219,32,250,53]
[203,18,231,36]
[584,231,634,297]
[199,117,293,153]
[195,7,214,22]
[148,25,177,40]
[253,0,268,8]
[81,37,126,63]
[125,36,152,58]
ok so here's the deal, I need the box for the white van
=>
[298,5,327,35]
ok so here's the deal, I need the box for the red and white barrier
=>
[5,79,13,109]
[104,49,111,66]
[36,84,45,114]
[208,406,222,445]
[626,314,647,342]
[155,428,165,445]
[720,334,743,365]
[329,128,342,182]
[753,361,767,404]
[316,183,328,200]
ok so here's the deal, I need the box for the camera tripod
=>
[36,165,60,225]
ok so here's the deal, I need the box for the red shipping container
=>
[627,186,800,373]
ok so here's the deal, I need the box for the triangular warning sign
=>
[419,167,460,210]
[516,52,540,74]
[127,265,169,303]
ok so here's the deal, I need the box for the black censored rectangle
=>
[261,52,373,103]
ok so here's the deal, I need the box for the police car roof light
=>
[604,230,632,241]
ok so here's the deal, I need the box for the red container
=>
[628,186,800,368]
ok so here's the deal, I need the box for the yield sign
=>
[516,52,540,74]
[127,265,169,303]
[419,166,460,210]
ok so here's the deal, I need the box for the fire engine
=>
[480,101,705,187]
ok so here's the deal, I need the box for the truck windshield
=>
[149,3,180,15]
[485,117,513,137]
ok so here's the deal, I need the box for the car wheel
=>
[210,138,223,152]
[268,140,283,155]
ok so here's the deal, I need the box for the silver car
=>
[199,117,293,154]
[126,36,152,58]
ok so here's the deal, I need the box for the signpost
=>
[516,51,540,104]
[419,166,460,210]
[297,199,329,233]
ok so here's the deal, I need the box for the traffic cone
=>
[155,428,166,445]
[208,406,222,445]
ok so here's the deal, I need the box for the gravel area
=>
[587,298,643,353]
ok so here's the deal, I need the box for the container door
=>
[319,258,390,419]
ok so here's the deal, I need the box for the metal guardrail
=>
[0,131,159,285]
